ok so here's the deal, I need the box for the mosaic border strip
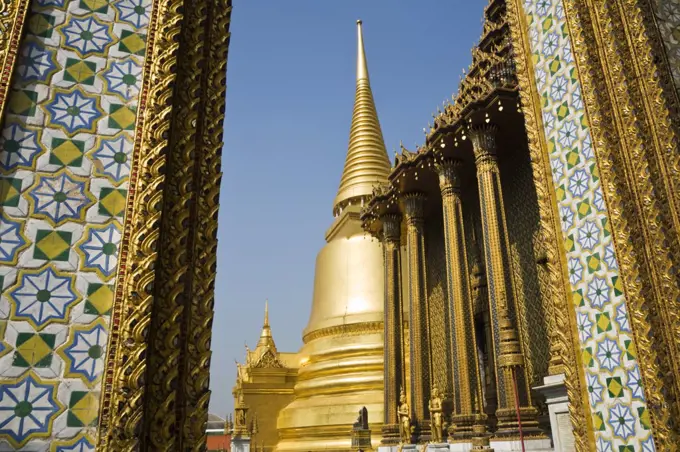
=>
[519,0,655,450]
[0,0,152,449]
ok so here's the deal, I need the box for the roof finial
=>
[264,299,269,327]
[333,20,390,215]
[257,299,274,347]
[356,19,369,82]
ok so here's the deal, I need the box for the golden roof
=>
[332,20,390,215]
[359,0,517,235]
[235,301,289,374]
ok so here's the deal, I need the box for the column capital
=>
[469,124,499,164]
[381,214,402,244]
[401,192,426,223]
[435,159,464,195]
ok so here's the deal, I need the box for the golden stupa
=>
[275,20,390,451]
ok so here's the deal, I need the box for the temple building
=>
[232,302,299,452]
[233,0,680,451]
[362,1,557,448]
[0,0,678,450]
[360,0,680,451]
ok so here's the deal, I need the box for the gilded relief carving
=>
[425,216,452,400]
[100,0,232,449]
[499,143,551,389]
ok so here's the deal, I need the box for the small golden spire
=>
[260,300,271,339]
[257,300,274,348]
[333,20,390,214]
[264,299,269,328]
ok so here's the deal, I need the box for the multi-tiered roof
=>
[360,0,520,232]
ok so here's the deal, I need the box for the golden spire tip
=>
[257,299,274,344]
[332,17,390,213]
[356,19,368,81]
[264,299,269,327]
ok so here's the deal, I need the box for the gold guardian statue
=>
[398,387,412,444]
[428,386,443,444]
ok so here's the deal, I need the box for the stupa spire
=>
[332,20,390,214]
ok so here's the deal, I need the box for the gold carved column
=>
[381,214,404,445]
[436,160,491,447]
[401,193,432,443]
[470,244,498,426]
[469,125,541,437]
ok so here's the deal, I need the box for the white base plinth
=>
[534,373,575,452]
[378,447,399,452]
[490,438,553,451]
[232,437,251,452]
[378,445,427,452]
[427,444,451,452]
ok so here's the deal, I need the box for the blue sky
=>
[211,0,487,417]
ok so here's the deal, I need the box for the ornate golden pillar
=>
[402,193,432,443]
[469,125,541,436]
[381,214,404,445]
[470,243,498,427]
[436,160,491,447]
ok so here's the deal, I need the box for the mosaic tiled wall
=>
[520,0,655,450]
[0,0,151,449]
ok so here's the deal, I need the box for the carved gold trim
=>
[627,1,680,236]
[563,0,680,445]
[609,0,680,420]
[645,0,680,133]
[144,0,208,444]
[98,0,177,445]
[506,0,594,449]
[0,0,30,122]
[98,0,232,450]
[302,321,383,344]
[181,0,231,446]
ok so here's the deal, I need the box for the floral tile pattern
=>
[0,372,65,447]
[50,433,96,452]
[0,0,152,447]
[522,0,655,449]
